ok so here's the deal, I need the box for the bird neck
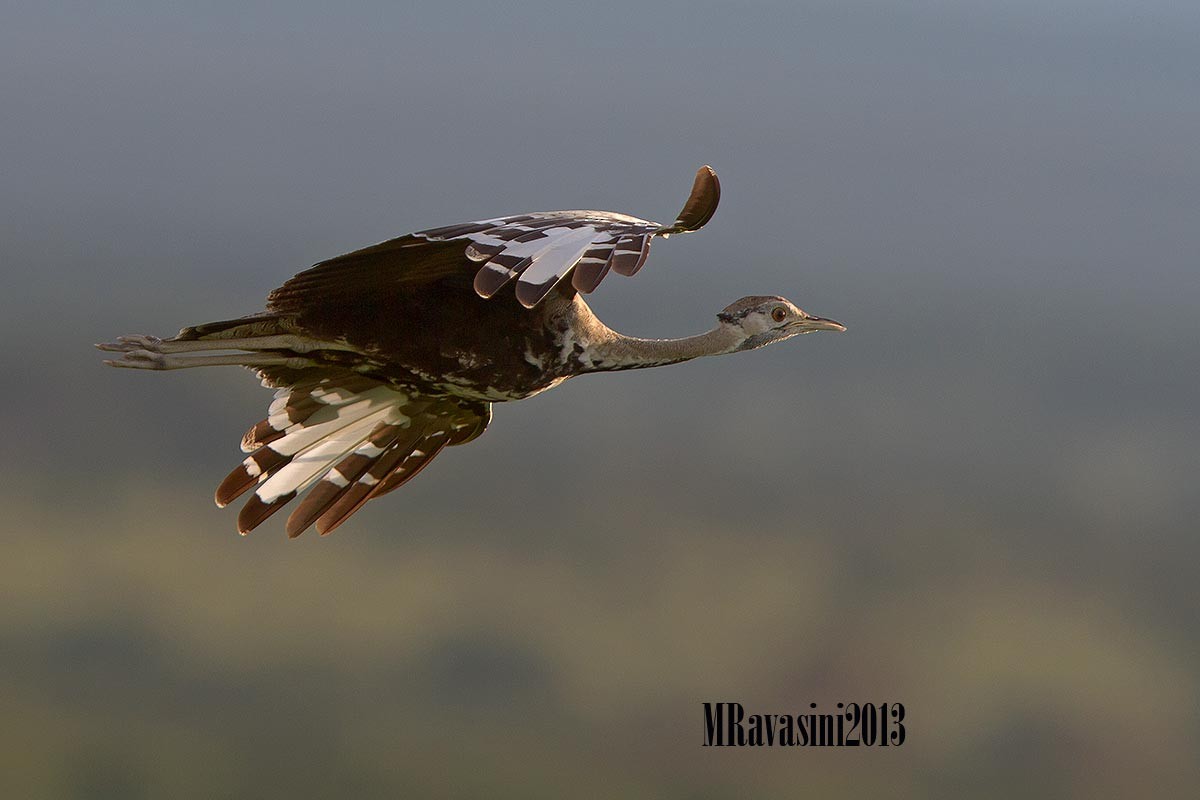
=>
[581,324,743,372]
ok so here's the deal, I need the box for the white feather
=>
[516,227,604,289]
[256,406,395,502]
[266,387,396,456]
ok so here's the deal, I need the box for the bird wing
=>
[218,367,490,537]
[267,165,719,313]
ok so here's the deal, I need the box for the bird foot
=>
[95,334,164,353]
[103,348,170,370]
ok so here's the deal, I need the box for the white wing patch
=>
[416,211,660,307]
[217,377,490,537]
[412,166,720,307]
[255,405,399,503]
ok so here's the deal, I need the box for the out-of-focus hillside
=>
[6,475,1197,798]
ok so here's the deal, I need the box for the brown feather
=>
[237,491,297,536]
[315,445,414,536]
[570,246,616,293]
[372,437,448,498]
[610,235,652,277]
[267,238,471,315]
[283,423,414,538]
[663,165,721,233]
[215,447,291,507]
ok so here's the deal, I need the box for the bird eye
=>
[771,306,787,323]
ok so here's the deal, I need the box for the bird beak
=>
[796,315,846,333]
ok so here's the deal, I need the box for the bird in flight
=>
[100,166,844,537]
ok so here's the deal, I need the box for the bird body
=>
[101,166,844,536]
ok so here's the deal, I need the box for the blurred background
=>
[3,1,1198,797]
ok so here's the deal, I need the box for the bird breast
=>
[375,292,600,402]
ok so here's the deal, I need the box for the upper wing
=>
[267,166,719,313]
[419,209,662,307]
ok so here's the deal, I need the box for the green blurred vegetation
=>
[6,470,1197,798]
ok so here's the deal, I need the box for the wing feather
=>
[657,165,721,234]
[267,166,721,314]
[511,227,605,308]
[217,375,490,536]
[283,422,413,538]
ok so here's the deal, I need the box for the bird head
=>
[717,295,845,351]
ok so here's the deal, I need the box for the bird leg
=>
[96,334,356,355]
[102,350,318,371]
[96,332,360,370]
